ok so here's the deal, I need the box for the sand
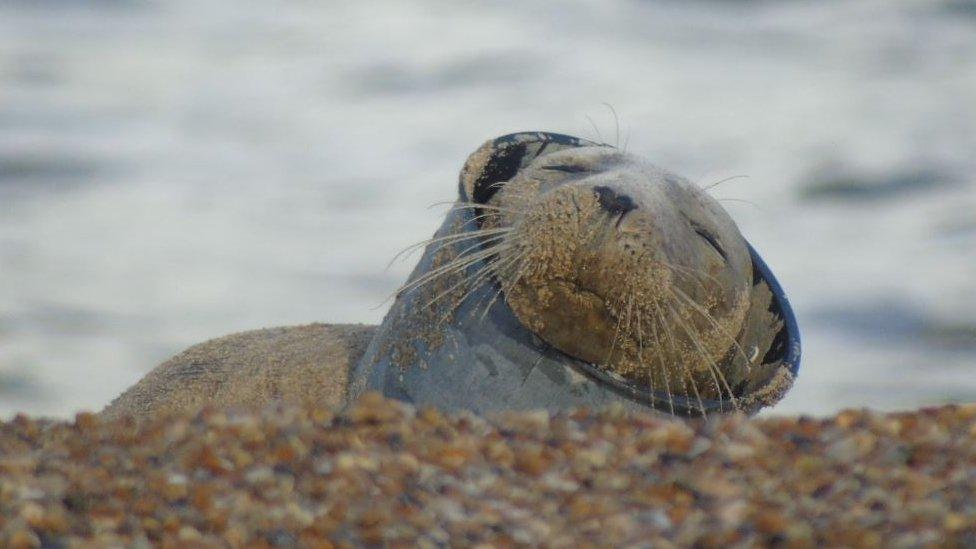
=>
[2,394,975,547]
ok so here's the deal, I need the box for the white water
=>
[1,0,974,417]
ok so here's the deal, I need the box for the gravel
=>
[2,393,975,547]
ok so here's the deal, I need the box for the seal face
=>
[351,132,800,416]
[480,147,755,406]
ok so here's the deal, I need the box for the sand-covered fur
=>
[482,146,755,402]
[102,324,374,419]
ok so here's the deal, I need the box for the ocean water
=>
[1,0,974,418]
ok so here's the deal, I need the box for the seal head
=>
[351,132,800,416]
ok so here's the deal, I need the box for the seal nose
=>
[593,186,637,216]
[593,186,637,227]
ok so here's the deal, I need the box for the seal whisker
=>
[378,235,506,309]
[387,227,512,270]
[388,247,505,306]
[465,211,515,225]
[450,234,510,265]
[601,102,620,149]
[634,309,649,394]
[666,301,739,411]
[604,293,636,379]
[386,230,509,272]
[702,174,749,192]
[422,245,515,311]
[652,260,725,293]
[395,244,510,298]
[665,301,725,410]
[670,286,752,367]
[432,268,496,329]
[650,304,703,417]
[661,310,674,415]
[641,303,658,397]
[479,250,532,320]
[715,197,763,211]
[652,302,706,417]
[585,114,605,145]
[470,250,527,321]
[485,180,513,192]
[477,267,516,320]
[431,249,526,330]
[432,247,524,330]
[637,307,674,415]
[604,294,631,366]
[447,201,525,213]
[428,200,524,213]
[412,226,512,249]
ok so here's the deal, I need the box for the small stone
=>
[514,445,549,476]
[4,528,41,549]
[485,439,515,467]
[432,446,471,470]
[944,512,968,531]
[178,525,202,541]
[19,502,44,528]
[347,392,404,424]
[74,412,99,431]
[574,446,609,468]
[334,452,378,472]
[754,510,789,535]
[245,466,274,485]
[825,434,874,463]
[722,442,755,460]
[163,473,189,501]
[504,409,550,432]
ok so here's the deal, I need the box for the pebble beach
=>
[3,0,975,418]
[2,394,974,547]
[2,3,974,545]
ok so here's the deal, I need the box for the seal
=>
[104,132,800,420]
[102,324,375,420]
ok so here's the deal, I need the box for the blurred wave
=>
[1,0,974,417]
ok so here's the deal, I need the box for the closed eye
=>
[541,164,589,173]
[690,222,728,262]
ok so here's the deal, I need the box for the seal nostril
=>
[593,186,638,217]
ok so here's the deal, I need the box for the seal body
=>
[105,132,800,420]
[102,324,374,420]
